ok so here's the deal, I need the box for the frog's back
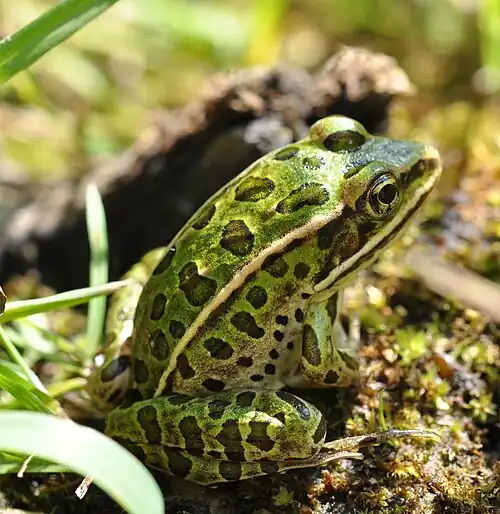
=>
[131,142,342,397]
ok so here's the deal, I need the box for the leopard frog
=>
[88,116,442,485]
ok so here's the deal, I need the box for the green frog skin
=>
[88,115,442,485]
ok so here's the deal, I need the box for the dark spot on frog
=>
[323,370,339,384]
[204,337,234,360]
[275,315,288,325]
[150,293,167,321]
[294,262,310,279]
[216,419,244,455]
[219,461,242,481]
[133,358,149,384]
[326,294,338,322]
[120,388,143,409]
[149,329,170,361]
[312,417,327,444]
[287,341,294,350]
[203,378,226,392]
[101,355,130,382]
[178,415,204,451]
[235,176,275,202]
[236,391,256,407]
[274,411,286,424]
[317,213,349,251]
[276,183,330,214]
[137,405,162,444]
[237,356,253,367]
[169,320,186,339]
[178,261,217,307]
[262,254,289,278]
[303,324,321,366]
[231,312,265,339]
[273,146,299,161]
[250,374,264,382]
[264,364,276,375]
[276,391,311,421]
[294,308,304,323]
[119,439,146,462]
[152,246,176,275]
[247,421,275,452]
[273,330,284,342]
[260,461,279,474]
[177,354,195,379]
[165,447,193,478]
[323,129,366,152]
[220,219,255,257]
[358,435,380,446]
[246,285,268,309]
[269,349,279,360]
[192,204,216,230]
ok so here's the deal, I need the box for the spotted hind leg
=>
[106,389,330,483]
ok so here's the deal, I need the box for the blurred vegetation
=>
[0,0,498,178]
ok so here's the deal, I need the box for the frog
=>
[88,115,442,485]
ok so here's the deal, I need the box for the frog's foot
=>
[322,428,441,453]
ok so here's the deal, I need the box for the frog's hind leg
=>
[106,389,330,483]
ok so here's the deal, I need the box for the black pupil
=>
[378,183,397,204]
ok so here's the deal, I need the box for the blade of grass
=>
[0,0,121,84]
[0,362,53,413]
[0,286,5,315]
[0,451,66,474]
[0,325,45,390]
[0,377,87,410]
[85,184,109,359]
[0,280,129,323]
[0,412,164,514]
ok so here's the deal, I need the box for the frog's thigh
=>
[301,292,359,386]
[106,390,328,480]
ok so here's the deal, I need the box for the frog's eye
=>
[366,173,400,218]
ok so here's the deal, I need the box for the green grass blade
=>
[0,451,66,474]
[0,280,129,323]
[0,286,5,315]
[85,184,109,358]
[0,412,164,514]
[0,325,45,390]
[0,362,53,413]
[0,0,121,84]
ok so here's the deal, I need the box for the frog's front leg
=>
[300,291,360,387]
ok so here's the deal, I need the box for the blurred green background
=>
[0,0,497,178]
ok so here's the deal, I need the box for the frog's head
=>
[307,116,442,293]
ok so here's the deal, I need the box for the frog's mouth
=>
[313,146,442,293]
